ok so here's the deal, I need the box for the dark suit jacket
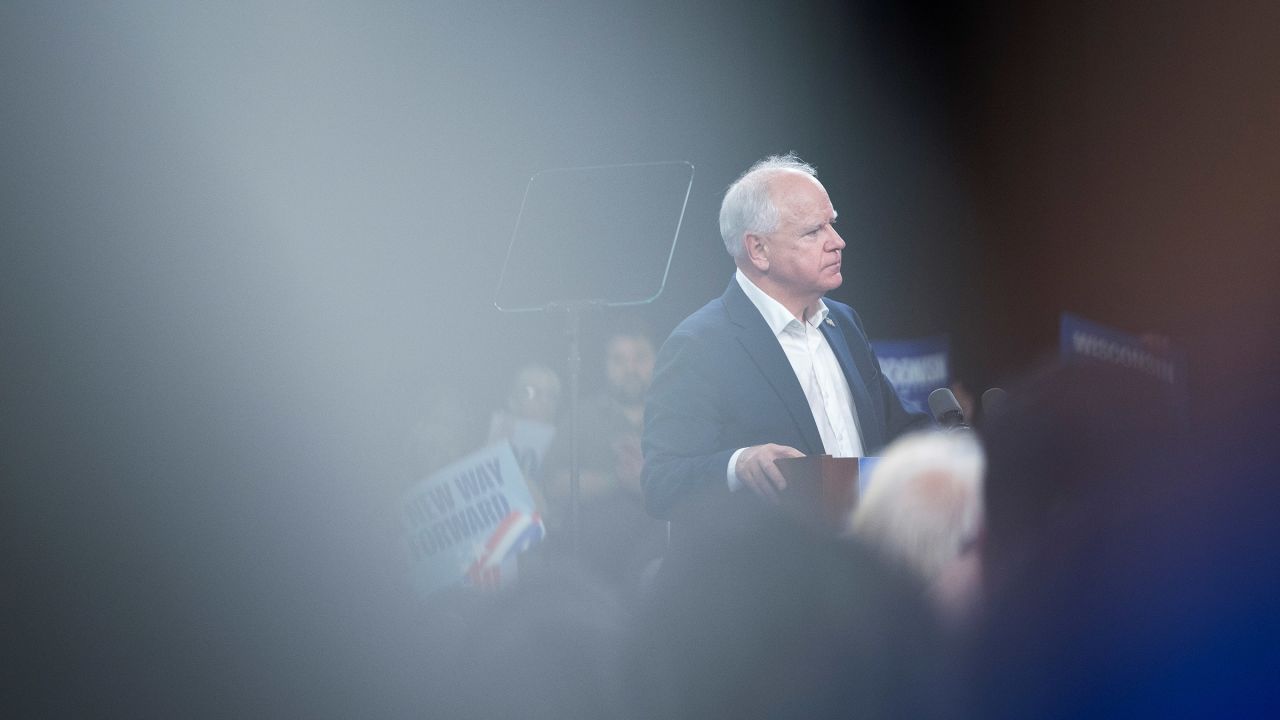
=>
[641,278,930,523]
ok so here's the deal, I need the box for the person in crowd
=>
[596,328,655,494]
[487,363,562,441]
[978,362,1184,599]
[403,383,487,484]
[544,328,654,502]
[642,153,929,542]
[967,362,1280,716]
[627,504,951,719]
[487,362,562,500]
[848,431,985,627]
[425,563,630,720]
[542,327,667,595]
[403,364,559,491]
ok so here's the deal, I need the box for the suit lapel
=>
[722,281,825,455]
[819,318,881,452]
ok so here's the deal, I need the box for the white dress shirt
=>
[727,270,865,490]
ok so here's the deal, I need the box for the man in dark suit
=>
[642,154,929,528]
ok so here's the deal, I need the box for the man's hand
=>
[735,443,804,502]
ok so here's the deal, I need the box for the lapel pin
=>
[825,318,835,327]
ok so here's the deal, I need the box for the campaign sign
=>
[504,418,556,483]
[401,443,545,597]
[871,335,951,414]
[1059,313,1187,396]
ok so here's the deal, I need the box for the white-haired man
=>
[642,154,929,540]
[849,431,985,623]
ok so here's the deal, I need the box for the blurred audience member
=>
[487,363,562,440]
[546,329,654,500]
[978,362,1184,599]
[968,362,1280,716]
[402,364,559,512]
[849,431,985,627]
[403,384,487,484]
[488,363,562,510]
[543,327,666,596]
[425,562,630,720]
[598,328,655,492]
[628,506,951,720]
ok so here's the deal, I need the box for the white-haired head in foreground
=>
[718,153,818,260]
[849,431,985,615]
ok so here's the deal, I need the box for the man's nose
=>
[829,228,846,250]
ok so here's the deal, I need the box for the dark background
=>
[4,1,1277,714]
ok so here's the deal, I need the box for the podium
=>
[774,455,864,535]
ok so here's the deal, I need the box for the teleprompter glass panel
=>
[494,161,693,311]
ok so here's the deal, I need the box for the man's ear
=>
[744,232,769,271]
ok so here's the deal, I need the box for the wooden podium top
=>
[774,455,861,535]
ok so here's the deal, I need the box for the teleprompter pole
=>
[565,303,583,560]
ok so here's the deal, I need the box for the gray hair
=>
[848,431,985,582]
[718,153,818,259]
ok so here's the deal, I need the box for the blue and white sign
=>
[1060,313,1186,386]
[489,414,557,484]
[1059,312,1189,417]
[401,442,545,597]
[871,335,951,415]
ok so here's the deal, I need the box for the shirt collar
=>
[735,269,829,336]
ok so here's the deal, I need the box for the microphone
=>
[981,387,1008,420]
[928,387,970,430]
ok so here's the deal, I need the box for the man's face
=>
[757,173,845,305]
[605,335,655,403]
